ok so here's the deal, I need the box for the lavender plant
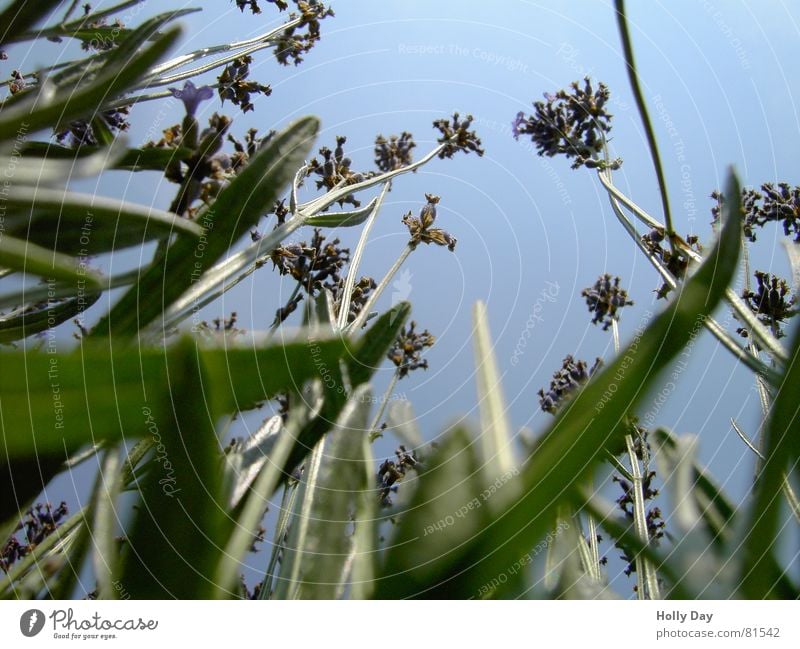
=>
[0,0,482,599]
[1,0,797,603]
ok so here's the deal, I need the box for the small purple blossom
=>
[511,111,525,140]
[169,81,214,116]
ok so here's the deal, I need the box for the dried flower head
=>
[433,112,484,159]
[739,271,797,339]
[55,107,130,148]
[402,194,457,252]
[308,136,367,208]
[374,132,416,172]
[195,312,245,338]
[9,69,26,94]
[513,78,617,169]
[217,56,272,113]
[712,183,800,242]
[1,502,68,572]
[582,274,634,330]
[538,355,602,414]
[271,228,350,295]
[642,228,702,299]
[387,321,435,379]
[273,1,335,66]
[332,276,376,325]
[377,446,418,506]
[272,293,304,327]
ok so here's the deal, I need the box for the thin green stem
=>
[368,371,400,440]
[259,481,298,599]
[625,435,661,600]
[346,245,413,332]
[601,170,782,382]
[145,17,302,83]
[336,182,391,331]
[614,0,675,248]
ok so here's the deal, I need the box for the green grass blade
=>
[4,187,202,255]
[116,338,226,599]
[0,1,62,47]
[375,169,743,598]
[473,300,516,477]
[304,198,379,228]
[291,385,372,599]
[93,116,319,336]
[0,26,181,138]
[92,450,122,600]
[214,421,298,598]
[0,292,100,343]
[0,234,102,287]
[741,303,800,597]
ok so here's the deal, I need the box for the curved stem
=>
[614,0,675,247]
[336,182,391,331]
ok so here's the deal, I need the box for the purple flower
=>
[511,111,526,140]
[169,80,214,116]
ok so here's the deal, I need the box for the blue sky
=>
[7,0,799,595]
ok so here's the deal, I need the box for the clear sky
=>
[10,0,800,595]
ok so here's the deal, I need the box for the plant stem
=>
[368,370,400,439]
[336,182,391,331]
[346,245,413,332]
[144,17,302,86]
[625,435,661,600]
[601,170,782,383]
[259,481,298,599]
[614,0,675,248]
[599,166,788,364]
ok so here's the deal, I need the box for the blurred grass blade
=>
[385,398,423,449]
[0,26,181,138]
[473,300,515,477]
[0,335,347,459]
[656,434,738,598]
[225,415,284,508]
[19,141,194,173]
[652,427,735,545]
[117,338,227,599]
[0,140,125,185]
[0,1,62,47]
[285,385,372,599]
[0,234,102,287]
[214,422,298,598]
[94,116,319,336]
[92,450,122,600]
[741,305,800,597]
[350,431,378,599]
[4,186,202,255]
[373,426,490,599]
[0,292,100,343]
[273,436,326,599]
[375,169,743,598]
